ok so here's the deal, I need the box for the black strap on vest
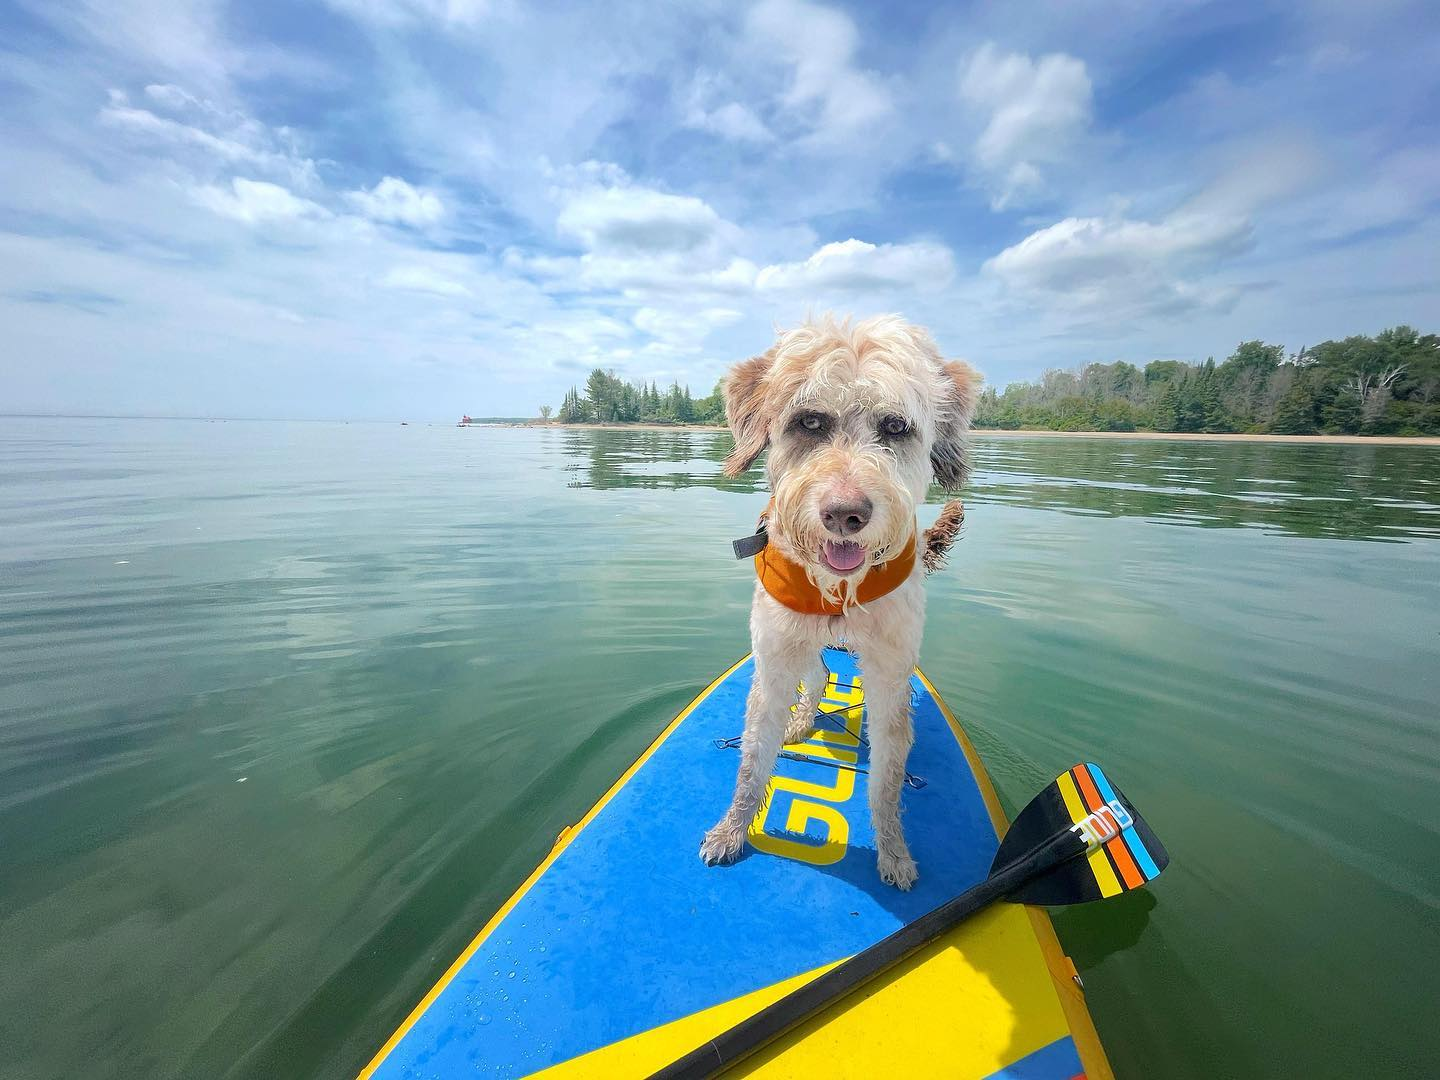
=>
[731,524,768,559]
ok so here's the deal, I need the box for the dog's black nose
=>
[821,497,872,537]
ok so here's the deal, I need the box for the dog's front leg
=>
[699,649,809,866]
[781,657,829,745]
[861,654,920,889]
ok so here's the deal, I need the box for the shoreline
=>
[971,428,1440,446]
[497,421,726,432]
[501,421,1440,446]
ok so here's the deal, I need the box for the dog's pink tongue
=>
[822,540,865,572]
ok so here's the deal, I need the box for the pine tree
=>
[557,386,590,423]
[1270,382,1318,434]
[1194,361,1229,432]
[1324,389,1363,434]
[1153,383,1181,431]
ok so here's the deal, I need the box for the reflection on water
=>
[562,428,1440,543]
[2,418,1439,1080]
[966,437,1440,542]
[555,428,763,493]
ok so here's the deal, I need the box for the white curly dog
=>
[699,314,979,889]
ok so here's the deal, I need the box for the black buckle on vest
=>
[732,524,769,559]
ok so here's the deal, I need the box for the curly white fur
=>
[700,314,979,889]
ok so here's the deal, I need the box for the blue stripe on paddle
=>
[1086,763,1161,880]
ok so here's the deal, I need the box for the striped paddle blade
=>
[991,762,1169,906]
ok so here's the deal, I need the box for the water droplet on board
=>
[477,1013,491,1026]
[507,970,516,979]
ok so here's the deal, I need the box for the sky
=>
[1,0,1438,420]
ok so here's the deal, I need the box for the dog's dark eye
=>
[880,415,911,438]
[794,411,830,435]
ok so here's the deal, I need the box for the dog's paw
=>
[699,822,748,866]
[877,848,918,890]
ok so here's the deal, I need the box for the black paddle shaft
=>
[649,829,1079,1080]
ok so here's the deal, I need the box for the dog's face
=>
[723,315,979,593]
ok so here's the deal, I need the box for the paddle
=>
[650,762,1168,1080]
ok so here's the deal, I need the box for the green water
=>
[2,418,1437,1079]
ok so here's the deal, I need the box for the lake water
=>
[2,417,1438,1079]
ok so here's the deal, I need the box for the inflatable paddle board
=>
[362,648,1112,1078]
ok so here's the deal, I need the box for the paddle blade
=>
[990,762,1169,906]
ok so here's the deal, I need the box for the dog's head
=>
[723,314,979,595]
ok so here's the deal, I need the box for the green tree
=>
[1218,341,1283,427]
[1153,383,1181,431]
[1145,360,1187,385]
[1270,381,1318,434]
[557,325,1437,436]
[1095,398,1139,431]
[1192,360,1232,432]
[692,380,725,423]
[1324,389,1364,434]
[557,386,591,423]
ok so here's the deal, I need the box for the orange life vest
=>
[753,513,917,615]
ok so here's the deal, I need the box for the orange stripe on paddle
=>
[1105,834,1145,889]
[1072,764,1104,811]
[1073,766,1143,888]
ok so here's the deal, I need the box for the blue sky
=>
[2,0,1437,420]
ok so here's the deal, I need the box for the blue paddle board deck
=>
[362,648,1110,1078]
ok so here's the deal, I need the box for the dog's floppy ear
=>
[722,348,776,477]
[931,360,981,491]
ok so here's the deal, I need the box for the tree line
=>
[974,326,1439,435]
[554,368,724,424]
[548,326,1439,436]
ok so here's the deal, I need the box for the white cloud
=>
[556,184,725,254]
[959,43,1093,209]
[756,238,956,293]
[608,256,758,296]
[687,100,773,143]
[633,306,743,348]
[143,82,206,112]
[985,212,1252,316]
[747,0,892,146]
[514,250,760,298]
[681,70,773,143]
[192,178,329,224]
[380,265,471,296]
[1308,146,1440,239]
[1184,139,1326,221]
[29,0,238,95]
[11,0,1437,422]
[1307,42,1364,72]
[323,0,490,28]
[347,176,445,227]
[100,89,319,188]
[102,96,253,164]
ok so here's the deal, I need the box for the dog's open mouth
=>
[821,540,866,575]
